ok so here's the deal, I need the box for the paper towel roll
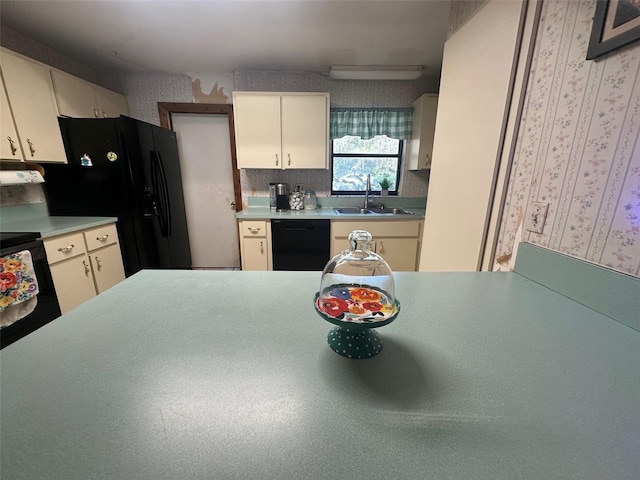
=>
[0,170,44,185]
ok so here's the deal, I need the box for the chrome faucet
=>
[364,174,371,209]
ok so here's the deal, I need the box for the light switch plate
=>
[525,202,549,234]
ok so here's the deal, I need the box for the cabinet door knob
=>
[83,260,91,276]
[7,136,17,156]
[287,153,291,166]
[26,138,35,157]
[58,244,75,253]
[378,241,385,254]
[102,109,107,118]
[95,257,103,271]
[275,154,279,166]
[260,241,264,254]
[92,106,99,118]
[97,234,109,242]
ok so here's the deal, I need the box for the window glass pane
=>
[332,157,399,192]
[333,135,400,154]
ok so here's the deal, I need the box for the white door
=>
[172,114,240,268]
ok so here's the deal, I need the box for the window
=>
[331,135,403,195]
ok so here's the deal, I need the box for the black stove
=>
[0,230,61,349]
[0,232,40,250]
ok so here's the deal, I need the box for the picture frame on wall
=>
[587,0,640,59]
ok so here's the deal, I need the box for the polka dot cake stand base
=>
[314,284,400,359]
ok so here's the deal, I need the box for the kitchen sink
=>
[368,207,414,215]
[333,207,414,215]
[334,207,375,214]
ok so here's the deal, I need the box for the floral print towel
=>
[0,250,39,312]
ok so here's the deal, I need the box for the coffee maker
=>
[270,183,289,211]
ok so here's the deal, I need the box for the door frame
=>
[157,102,242,211]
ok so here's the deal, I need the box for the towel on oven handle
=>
[0,250,39,312]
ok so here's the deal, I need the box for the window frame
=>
[330,138,404,196]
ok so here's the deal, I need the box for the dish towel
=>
[0,250,39,327]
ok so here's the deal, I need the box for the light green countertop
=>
[236,205,426,220]
[235,197,427,220]
[0,204,117,238]
[1,249,638,479]
[1,215,118,238]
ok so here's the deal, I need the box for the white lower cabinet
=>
[44,223,125,314]
[331,220,422,271]
[238,220,272,270]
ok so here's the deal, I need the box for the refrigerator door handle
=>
[155,151,172,237]
[150,152,168,237]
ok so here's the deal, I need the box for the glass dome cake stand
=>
[313,230,400,359]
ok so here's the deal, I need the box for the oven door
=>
[0,238,62,349]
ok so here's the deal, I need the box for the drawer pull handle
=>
[260,241,264,254]
[83,260,90,276]
[95,257,103,271]
[7,136,17,155]
[248,227,261,234]
[26,138,35,157]
[58,244,75,253]
[92,106,99,118]
[97,234,109,242]
[378,241,385,254]
[101,109,107,118]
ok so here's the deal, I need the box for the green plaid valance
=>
[330,108,413,141]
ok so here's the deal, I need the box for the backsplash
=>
[495,0,640,277]
[0,185,46,207]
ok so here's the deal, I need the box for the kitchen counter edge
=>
[235,207,426,220]
[1,216,119,239]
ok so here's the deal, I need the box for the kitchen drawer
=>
[84,223,118,251]
[332,220,421,238]
[240,220,268,238]
[43,232,86,264]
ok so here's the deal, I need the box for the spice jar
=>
[304,190,317,210]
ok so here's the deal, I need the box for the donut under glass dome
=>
[313,230,400,359]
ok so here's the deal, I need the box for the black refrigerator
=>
[42,116,192,276]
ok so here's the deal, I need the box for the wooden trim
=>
[157,102,242,212]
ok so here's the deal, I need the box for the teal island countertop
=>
[1,245,638,479]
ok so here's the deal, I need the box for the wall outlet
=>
[525,202,548,234]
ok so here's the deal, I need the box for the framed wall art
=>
[587,0,640,60]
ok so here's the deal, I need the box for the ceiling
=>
[0,0,451,76]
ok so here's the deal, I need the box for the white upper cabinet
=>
[234,94,282,168]
[51,69,129,118]
[281,95,328,169]
[93,85,130,118]
[0,73,23,161]
[0,48,67,163]
[233,92,329,169]
[406,94,438,170]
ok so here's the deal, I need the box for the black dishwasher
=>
[271,219,331,271]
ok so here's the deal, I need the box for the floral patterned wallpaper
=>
[496,0,640,277]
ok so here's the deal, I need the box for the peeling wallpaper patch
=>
[497,0,640,278]
[186,73,233,104]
